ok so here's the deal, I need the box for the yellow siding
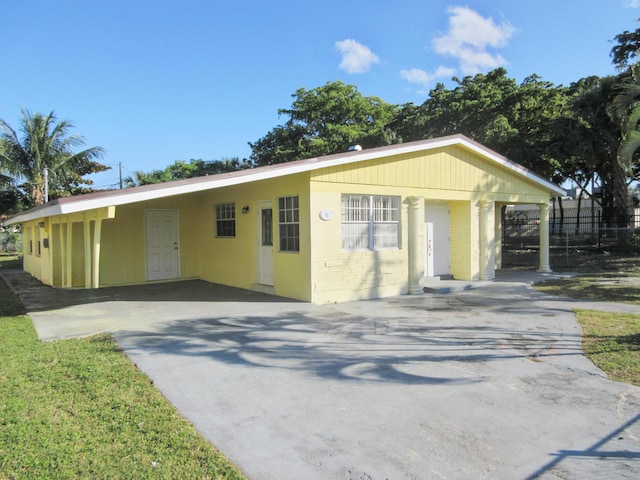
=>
[311,145,552,204]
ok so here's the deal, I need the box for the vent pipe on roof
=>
[348,145,362,151]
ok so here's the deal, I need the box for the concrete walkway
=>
[2,269,640,479]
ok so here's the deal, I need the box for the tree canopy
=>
[124,157,254,186]
[392,68,569,181]
[249,81,399,165]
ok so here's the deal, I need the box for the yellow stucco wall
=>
[17,142,556,304]
[193,174,312,301]
[87,173,313,300]
[309,186,410,304]
[449,201,474,280]
[307,145,555,301]
[21,219,53,286]
[22,221,43,282]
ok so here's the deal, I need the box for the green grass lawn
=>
[0,277,245,479]
[575,309,640,386]
[532,253,640,386]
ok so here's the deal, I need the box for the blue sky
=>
[1,1,639,188]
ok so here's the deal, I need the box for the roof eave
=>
[2,134,564,225]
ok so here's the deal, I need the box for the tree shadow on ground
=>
[116,303,585,386]
[525,413,640,480]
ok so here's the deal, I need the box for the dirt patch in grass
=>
[535,274,640,305]
[503,249,640,274]
[509,250,640,304]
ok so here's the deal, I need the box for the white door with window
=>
[425,203,450,277]
[145,209,180,281]
[258,201,274,286]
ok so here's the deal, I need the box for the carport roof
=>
[4,134,565,225]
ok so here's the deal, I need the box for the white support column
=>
[407,196,424,294]
[479,200,495,281]
[537,202,552,273]
[92,218,103,288]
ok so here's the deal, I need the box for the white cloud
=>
[624,0,640,7]
[432,6,515,75]
[335,39,381,74]
[400,66,456,89]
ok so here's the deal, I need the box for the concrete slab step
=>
[423,276,492,294]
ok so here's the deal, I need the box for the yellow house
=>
[4,134,564,304]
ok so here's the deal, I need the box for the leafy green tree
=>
[0,109,107,208]
[611,19,640,70]
[249,81,399,165]
[392,68,569,181]
[125,157,253,186]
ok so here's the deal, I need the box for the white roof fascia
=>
[3,135,563,225]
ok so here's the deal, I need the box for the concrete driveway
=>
[3,270,640,479]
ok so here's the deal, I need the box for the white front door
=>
[258,201,274,286]
[145,209,180,281]
[425,203,450,277]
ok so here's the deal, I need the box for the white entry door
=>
[258,201,274,286]
[425,203,450,277]
[145,209,180,281]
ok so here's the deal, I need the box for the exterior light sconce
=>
[242,205,250,214]
[38,222,45,228]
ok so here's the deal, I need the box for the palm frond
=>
[620,130,640,168]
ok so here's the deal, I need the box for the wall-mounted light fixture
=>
[38,222,45,228]
[242,205,250,214]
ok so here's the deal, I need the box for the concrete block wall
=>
[311,202,410,304]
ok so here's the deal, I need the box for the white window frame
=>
[278,195,300,252]
[341,194,401,251]
[215,203,236,237]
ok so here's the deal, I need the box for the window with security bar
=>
[341,194,400,250]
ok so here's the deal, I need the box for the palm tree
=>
[0,109,105,206]
[614,73,640,167]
